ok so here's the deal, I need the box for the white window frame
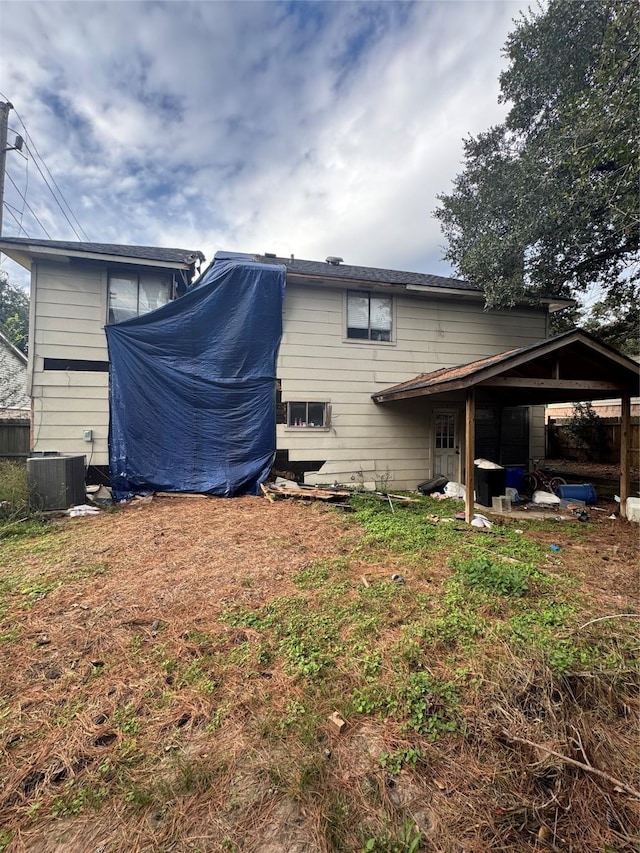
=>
[107,271,173,324]
[344,290,395,344]
[286,401,330,429]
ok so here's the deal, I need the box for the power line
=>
[23,140,87,241]
[0,94,89,241]
[2,203,30,237]
[6,171,52,238]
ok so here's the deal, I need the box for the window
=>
[346,290,392,341]
[108,273,172,324]
[434,412,456,449]
[287,402,328,428]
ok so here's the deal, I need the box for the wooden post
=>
[620,393,630,519]
[465,388,475,524]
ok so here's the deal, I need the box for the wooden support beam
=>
[483,378,624,391]
[465,388,475,524]
[620,393,630,519]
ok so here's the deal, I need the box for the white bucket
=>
[627,497,640,523]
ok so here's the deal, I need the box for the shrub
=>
[565,401,609,461]
[0,460,30,518]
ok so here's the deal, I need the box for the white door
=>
[433,410,460,480]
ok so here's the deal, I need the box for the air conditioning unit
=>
[27,454,86,511]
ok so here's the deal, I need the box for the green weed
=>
[451,555,530,597]
[379,746,421,774]
[362,819,423,853]
[50,780,108,817]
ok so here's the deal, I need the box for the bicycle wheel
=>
[521,472,539,494]
[549,476,567,495]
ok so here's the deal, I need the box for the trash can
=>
[505,467,524,491]
[474,465,506,507]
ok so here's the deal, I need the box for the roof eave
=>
[0,242,199,271]
[289,272,481,298]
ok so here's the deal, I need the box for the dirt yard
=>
[0,495,638,852]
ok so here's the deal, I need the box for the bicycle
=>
[521,459,567,495]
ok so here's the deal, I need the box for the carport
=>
[372,330,639,522]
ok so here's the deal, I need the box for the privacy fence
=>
[547,416,640,465]
[0,418,30,463]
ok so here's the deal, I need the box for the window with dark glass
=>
[346,291,392,341]
[434,413,456,449]
[287,402,327,428]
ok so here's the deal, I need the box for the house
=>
[0,239,204,469]
[0,329,29,463]
[0,238,636,515]
[0,328,29,418]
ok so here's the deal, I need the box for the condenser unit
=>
[27,454,86,511]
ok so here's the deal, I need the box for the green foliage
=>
[0,270,29,353]
[452,555,530,597]
[50,780,108,817]
[434,1,639,350]
[379,746,421,775]
[351,497,438,553]
[293,557,348,589]
[353,672,460,739]
[0,461,31,519]
[362,820,423,853]
[565,402,609,460]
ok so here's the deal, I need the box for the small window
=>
[287,402,328,428]
[347,290,392,341]
[435,413,456,449]
[108,273,171,324]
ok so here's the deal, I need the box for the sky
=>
[0,0,526,289]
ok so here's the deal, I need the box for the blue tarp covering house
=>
[106,259,286,500]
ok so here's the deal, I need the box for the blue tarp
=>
[106,259,286,500]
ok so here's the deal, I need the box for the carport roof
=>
[371,330,640,407]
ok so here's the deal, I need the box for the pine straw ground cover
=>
[0,495,638,853]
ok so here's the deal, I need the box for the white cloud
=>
[0,0,524,288]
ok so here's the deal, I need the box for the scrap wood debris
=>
[261,477,421,504]
[262,481,352,502]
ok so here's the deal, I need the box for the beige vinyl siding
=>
[278,283,547,490]
[30,259,549,480]
[30,260,110,463]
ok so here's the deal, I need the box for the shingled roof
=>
[0,237,205,267]
[214,250,479,293]
[372,329,640,406]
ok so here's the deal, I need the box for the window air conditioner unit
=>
[27,454,86,511]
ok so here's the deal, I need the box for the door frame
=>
[432,407,462,481]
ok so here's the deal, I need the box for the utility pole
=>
[0,101,12,238]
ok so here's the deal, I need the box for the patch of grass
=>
[351,497,440,553]
[294,556,349,589]
[379,746,422,775]
[0,460,31,518]
[451,554,530,597]
[50,780,108,817]
[352,671,461,738]
[362,820,423,853]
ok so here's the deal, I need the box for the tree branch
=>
[501,731,640,799]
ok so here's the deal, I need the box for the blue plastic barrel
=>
[556,483,597,504]
[505,467,523,490]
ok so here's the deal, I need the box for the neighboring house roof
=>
[0,238,205,273]
[0,329,29,416]
[0,329,27,367]
[212,251,572,308]
[372,329,640,407]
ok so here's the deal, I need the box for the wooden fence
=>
[547,417,640,465]
[0,418,30,463]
